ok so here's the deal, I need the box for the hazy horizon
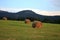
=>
[0,8,60,16]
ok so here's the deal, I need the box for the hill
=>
[0,10,60,23]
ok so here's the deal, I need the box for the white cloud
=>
[0,8,60,16]
[0,8,20,12]
[38,11,60,16]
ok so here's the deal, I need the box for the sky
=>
[0,0,60,16]
[0,0,60,11]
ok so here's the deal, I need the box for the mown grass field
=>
[0,20,60,40]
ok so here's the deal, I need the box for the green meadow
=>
[0,20,60,40]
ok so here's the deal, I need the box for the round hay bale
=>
[25,19,31,24]
[2,17,7,20]
[32,21,42,28]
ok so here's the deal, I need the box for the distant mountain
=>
[0,10,18,20]
[0,10,44,21]
[0,10,60,23]
[17,10,45,21]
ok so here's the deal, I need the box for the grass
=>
[0,20,60,40]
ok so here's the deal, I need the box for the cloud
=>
[0,8,20,12]
[38,11,60,16]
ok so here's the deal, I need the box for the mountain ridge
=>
[0,10,60,23]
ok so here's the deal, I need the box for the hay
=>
[32,21,42,28]
[25,19,31,24]
[2,17,7,20]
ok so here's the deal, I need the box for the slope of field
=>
[0,20,60,40]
